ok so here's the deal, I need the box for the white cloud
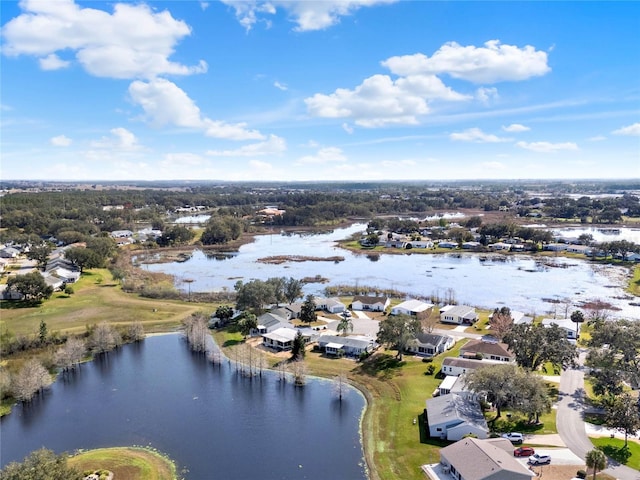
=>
[449,128,509,143]
[306,73,467,127]
[90,127,141,150]
[476,87,499,104]
[2,0,206,79]
[612,122,640,136]
[342,123,354,134]
[200,2,210,11]
[249,159,273,170]
[274,81,288,91]
[50,134,72,146]
[382,40,550,83]
[128,78,264,140]
[162,153,205,167]
[206,135,286,156]
[502,123,530,132]
[39,53,70,70]
[588,135,607,142]
[296,147,347,165]
[480,161,507,170]
[380,159,417,168]
[221,0,397,32]
[516,141,579,153]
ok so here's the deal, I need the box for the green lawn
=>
[628,265,640,296]
[68,447,177,480]
[590,436,640,471]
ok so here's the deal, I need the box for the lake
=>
[0,335,367,480]
[144,224,640,319]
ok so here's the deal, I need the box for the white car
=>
[528,453,551,465]
[501,432,524,444]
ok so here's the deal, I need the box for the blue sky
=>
[1,0,639,182]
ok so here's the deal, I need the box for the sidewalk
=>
[585,423,640,444]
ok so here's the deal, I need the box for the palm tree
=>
[585,448,606,480]
[570,310,585,338]
[337,312,353,337]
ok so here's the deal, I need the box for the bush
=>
[64,285,74,295]
[576,470,586,479]
[425,365,435,375]
[421,357,433,363]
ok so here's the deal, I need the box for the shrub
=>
[425,365,435,375]
[64,285,74,295]
[576,470,586,479]
[421,357,433,363]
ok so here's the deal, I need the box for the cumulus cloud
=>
[39,53,70,70]
[342,123,354,134]
[380,159,417,167]
[296,147,347,165]
[90,127,141,150]
[476,87,499,104]
[249,159,273,170]
[450,128,509,143]
[162,152,205,167]
[128,78,264,140]
[206,135,286,156]
[382,40,550,83]
[221,0,397,32]
[502,123,530,132]
[516,141,578,153]
[480,161,507,170]
[588,135,607,142]
[2,0,206,79]
[612,122,640,136]
[306,73,467,127]
[50,134,72,146]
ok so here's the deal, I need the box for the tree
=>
[234,279,275,315]
[0,448,84,480]
[64,246,100,273]
[157,225,195,247]
[238,313,258,338]
[214,305,235,325]
[11,359,52,402]
[337,312,353,336]
[26,243,52,270]
[266,277,286,306]
[127,321,145,342]
[87,322,121,354]
[585,448,607,480]
[333,373,348,401]
[53,337,86,371]
[514,372,552,423]
[570,310,585,337]
[503,323,577,371]
[38,319,48,345]
[284,277,303,304]
[291,330,306,361]
[466,363,519,420]
[376,314,422,360]
[183,313,208,353]
[300,294,317,323]
[6,272,53,302]
[490,307,513,340]
[605,392,640,447]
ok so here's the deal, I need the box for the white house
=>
[351,295,390,312]
[252,312,291,335]
[406,333,455,357]
[316,297,346,314]
[440,305,478,325]
[441,357,504,376]
[541,318,580,340]
[437,241,458,249]
[439,438,535,480]
[317,335,378,358]
[390,299,434,316]
[261,327,311,351]
[425,393,489,441]
[459,339,515,363]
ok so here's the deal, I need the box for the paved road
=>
[557,366,640,480]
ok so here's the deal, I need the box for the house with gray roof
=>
[406,332,454,357]
[390,299,434,316]
[317,334,378,358]
[541,317,580,340]
[441,357,503,376]
[351,295,389,312]
[425,393,489,441]
[439,437,535,480]
[440,305,478,325]
[261,327,310,351]
[252,312,291,335]
[460,339,515,363]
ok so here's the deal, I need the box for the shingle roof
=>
[353,295,387,305]
[440,437,535,480]
[426,393,488,430]
[460,339,514,358]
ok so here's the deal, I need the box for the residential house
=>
[0,247,20,259]
[351,295,390,312]
[406,332,455,357]
[459,339,515,363]
[425,393,489,441]
[0,284,24,300]
[437,241,458,249]
[489,242,512,251]
[462,241,482,250]
[543,243,568,252]
[405,240,434,249]
[541,318,580,340]
[110,230,134,238]
[390,299,434,316]
[385,239,407,249]
[441,357,502,376]
[317,335,378,358]
[439,437,536,480]
[49,267,80,284]
[43,273,64,291]
[252,312,291,335]
[440,305,478,325]
[566,245,593,255]
[284,302,304,319]
[261,327,311,351]
[316,297,346,314]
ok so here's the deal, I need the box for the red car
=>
[514,447,535,457]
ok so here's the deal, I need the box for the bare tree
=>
[291,360,307,386]
[183,313,208,353]
[54,337,86,371]
[127,321,145,342]
[490,307,514,340]
[333,373,348,401]
[88,322,122,354]
[11,359,52,402]
[0,368,11,400]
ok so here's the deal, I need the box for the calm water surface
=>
[144,224,640,319]
[0,335,367,480]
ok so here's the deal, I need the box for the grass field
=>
[68,447,177,480]
[590,436,640,471]
[0,269,213,336]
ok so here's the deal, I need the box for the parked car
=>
[528,453,551,465]
[514,447,535,457]
[501,432,524,444]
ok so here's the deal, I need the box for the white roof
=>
[439,375,458,391]
[262,327,297,343]
[325,342,343,349]
[393,299,434,313]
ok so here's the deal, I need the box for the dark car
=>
[514,447,535,457]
